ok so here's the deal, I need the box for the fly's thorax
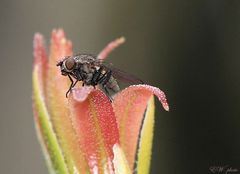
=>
[95,66,101,71]
[76,63,96,85]
[84,73,94,85]
[81,63,92,73]
[73,54,96,64]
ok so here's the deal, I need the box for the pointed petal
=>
[113,84,169,171]
[33,33,48,96]
[97,37,125,60]
[46,29,88,173]
[33,34,69,173]
[68,87,120,174]
[47,28,73,101]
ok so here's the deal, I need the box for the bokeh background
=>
[0,0,240,173]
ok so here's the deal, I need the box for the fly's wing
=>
[74,56,144,84]
[102,63,144,84]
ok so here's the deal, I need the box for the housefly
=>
[57,54,143,99]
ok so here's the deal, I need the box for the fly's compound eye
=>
[64,58,75,71]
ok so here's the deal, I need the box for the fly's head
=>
[57,56,76,76]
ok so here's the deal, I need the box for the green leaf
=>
[33,66,69,174]
[137,96,155,174]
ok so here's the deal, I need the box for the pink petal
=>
[97,37,125,60]
[69,87,120,173]
[33,33,48,97]
[113,84,169,170]
[45,29,89,173]
[47,29,73,97]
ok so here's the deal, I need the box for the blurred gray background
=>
[0,0,240,174]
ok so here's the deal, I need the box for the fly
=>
[57,54,144,99]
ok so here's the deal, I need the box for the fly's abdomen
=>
[106,76,120,93]
[90,65,120,94]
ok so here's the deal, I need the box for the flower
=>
[32,29,169,174]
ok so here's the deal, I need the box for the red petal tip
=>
[52,28,65,37]
[33,33,44,54]
[50,28,73,62]
[70,86,94,102]
[34,33,43,43]
[163,103,169,111]
[97,37,126,60]
[33,33,47,66]
[129,84,169,111]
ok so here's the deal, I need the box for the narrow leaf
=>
[33,66,68,173]
[136,96,155,174]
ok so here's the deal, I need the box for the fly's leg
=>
[91,68,113,101]
[66,75,73,98]
[91,67,104,86]
[66,75,79,98]
[98,70,114,101]
[71,79,78,88]
[99,70,112,86]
